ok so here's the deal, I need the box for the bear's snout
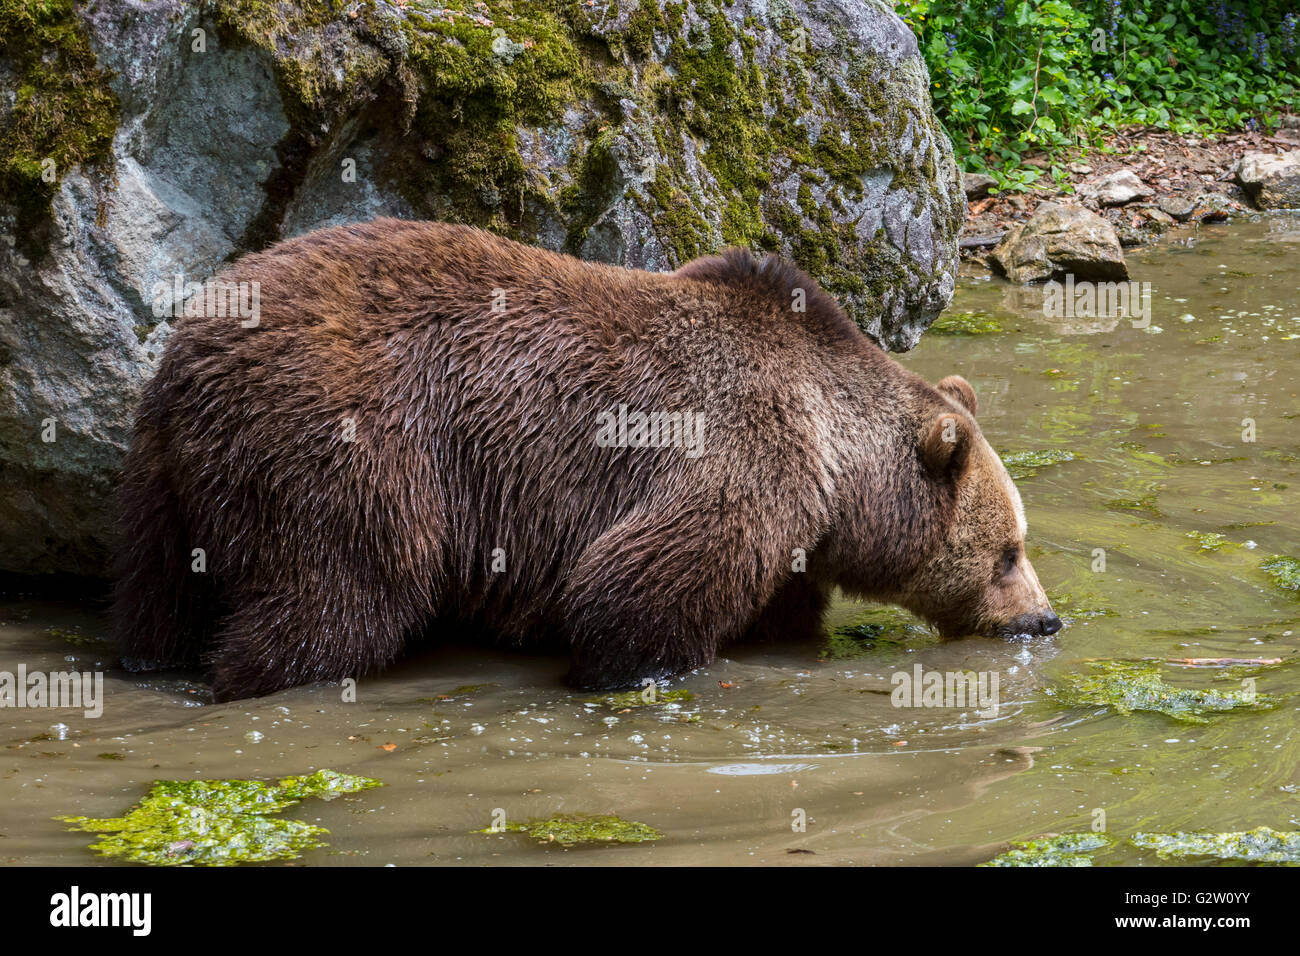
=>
[998,609,1062,638]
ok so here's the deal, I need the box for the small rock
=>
[963,172,998,200]
[990,203,1128,284]
[1081,169,1153,206]
[1234,151,1300,208]
[958,232,1006,251]
[1115,222,1147,247]
[1157,195,1198,221]
[1068,162,1093,175]
[1190,192,1234,223]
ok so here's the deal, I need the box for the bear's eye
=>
[999,547,1019,577]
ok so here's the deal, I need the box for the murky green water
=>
[2,215,1298,866]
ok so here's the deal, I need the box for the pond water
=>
[2,214,1298,866]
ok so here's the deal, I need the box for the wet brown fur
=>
[114,219,1054,701]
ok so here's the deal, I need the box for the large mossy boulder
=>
[0,0,962,576]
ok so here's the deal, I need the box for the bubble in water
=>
[244,730,264,743]
[49,723,69,741]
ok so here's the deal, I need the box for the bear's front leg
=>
[560,503,791,690]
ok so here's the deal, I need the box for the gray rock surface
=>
[1157,194,1198,221]
[990,203,1128,284]
[963,172,997,199]
[0,0,963,576]
[1081,169,1152,207]
[1235,151,1300,209]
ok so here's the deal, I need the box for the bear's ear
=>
[935,375,977,417]
[921,413,972,482]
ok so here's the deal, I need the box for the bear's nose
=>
[1040,612,1062,636]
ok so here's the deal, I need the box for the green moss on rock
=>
[0,0,119,239]
[161,1,959,339]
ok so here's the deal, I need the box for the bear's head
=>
[899,375,1061,639]
[833,374,1061,640]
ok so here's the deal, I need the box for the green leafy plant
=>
[895,1,1300,183]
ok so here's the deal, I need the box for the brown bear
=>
[114,219,1060,701]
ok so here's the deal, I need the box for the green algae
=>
[1053,587,1120,621]
[928,310,1003,336]
[1000,448,1075,479]
[1053,602,1118,622]
[979,832,1112,867]
[1185,531,1238,552]
[586,688,695,709]
[1131,826,1300,864]
[0,0,120,243]
[1049,660,1281,724]
[1261,556,1300,594]
[821,605,933,659]
[479,813,661,846]
[45,626,107,647]
[1105,492,1164,519]
[56,769,382,866]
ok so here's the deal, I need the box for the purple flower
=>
[1282,13,1298,56]
[1252,31,1270,68]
